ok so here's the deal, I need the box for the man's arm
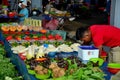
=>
[97,45,107,61]
[17,14,24,17]
[96,45,103,57]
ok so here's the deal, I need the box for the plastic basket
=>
[78,46,99,61]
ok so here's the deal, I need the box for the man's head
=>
[21,2,27,8]
[19,2,27,8]
[76,26,92,43]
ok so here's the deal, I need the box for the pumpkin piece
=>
[1,26,5,31]
[22,25,28,31]
[9,26,16,32]
[17,26,23,31]
[1,26,9,31]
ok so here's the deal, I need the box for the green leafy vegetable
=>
[0,44,23,80]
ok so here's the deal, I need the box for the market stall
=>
[1,0,120,79]
[0,22,119,80]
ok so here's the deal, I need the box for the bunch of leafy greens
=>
[0,43,23,80]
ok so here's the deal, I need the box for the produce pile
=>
[5,31,63,41]
[0,43,23,80]
[24,18,42,28]
[1,21,42,32]
[2,30,63,41]
[8,40,106,80]
[10,41,80,60]
[25,56,105,80]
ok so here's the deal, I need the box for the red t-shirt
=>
[90,25,120,48]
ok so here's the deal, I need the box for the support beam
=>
[110,0,120,28]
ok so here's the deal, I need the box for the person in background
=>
[17,2,29,24]
[45,1,53,12]
[76,25,120,63]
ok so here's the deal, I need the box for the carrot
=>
[35,58,47,62]
[40,29,47,34]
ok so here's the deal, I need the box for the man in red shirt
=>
[76,25,120,63]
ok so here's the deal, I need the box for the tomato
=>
[39,36,47,40]
[33,38,39,40]
[3,31,9,34]
[6,36,13,40]
[55,34,63,40]
[24,31,30,35]
[18,53,26,60]
[24,36,31,40]
[48,34,55,40]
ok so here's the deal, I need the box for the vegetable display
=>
[25,55,105,80]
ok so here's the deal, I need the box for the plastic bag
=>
[45,19,59,30]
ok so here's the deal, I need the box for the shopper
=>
[17,2,29,24]
[76,25,120,63]
[45,2,53,12]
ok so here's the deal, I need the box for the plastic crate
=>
[78,46,99,63]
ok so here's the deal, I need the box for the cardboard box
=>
[78,46,99,62]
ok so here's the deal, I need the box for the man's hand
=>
[17,13,24,17]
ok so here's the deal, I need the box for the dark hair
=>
[76,26,89,40]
